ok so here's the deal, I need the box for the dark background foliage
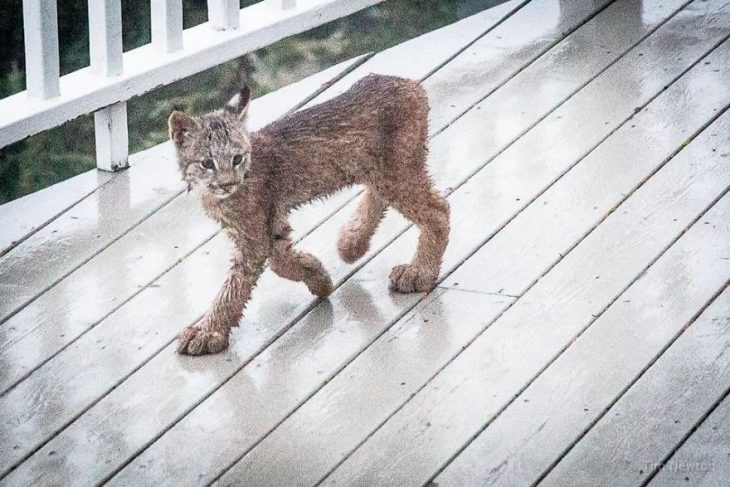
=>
[0,0,498,203]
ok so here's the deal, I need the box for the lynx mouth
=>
[209,185,238,199]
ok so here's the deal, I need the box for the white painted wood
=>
[267,0,297,10]
[88,0,126,171]
[220,46,730,487]
[539,288,730,487]
[93,101,129,171]
[324,123,730,487]
[96,3,714,485]
[88,0,123,77]
[22,0,60,99]
[649,393,730,486]
[433,116,730,485]
[0,143,182,325]
[207,0,239,30]
[0,170,114,256]
[423,0,622,134]
[0,1,698,483]
[151,0,183,52]
[0,56,370,396]
[0,0,385,148]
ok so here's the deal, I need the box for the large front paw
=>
[389,264,437,293]
[177,326,229,355]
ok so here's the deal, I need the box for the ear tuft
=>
[225,85,252,122]
[168,111,197,145]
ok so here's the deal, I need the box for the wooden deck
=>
[1,1,729,485]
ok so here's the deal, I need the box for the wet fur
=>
[170,74,450,355]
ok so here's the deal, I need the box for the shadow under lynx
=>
[169,74,450,355]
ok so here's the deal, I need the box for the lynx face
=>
[169,87,252,199]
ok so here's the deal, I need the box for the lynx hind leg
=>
[337,188,388,263]
[386,179,450,293]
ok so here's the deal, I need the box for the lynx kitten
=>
[169,74,450,355]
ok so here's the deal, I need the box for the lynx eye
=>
[232,154,243,166]
[201,159,215,170]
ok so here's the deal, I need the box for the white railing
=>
[3,0,384,170]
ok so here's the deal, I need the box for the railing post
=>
[94,102,128,171]
[22,0,60,99]
[89,0,128,171]
[207,0,239,30]
[151,0,183,52]
[266,0,297,9]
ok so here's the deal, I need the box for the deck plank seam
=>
[436,286,521,299]
[438,0,702,202]
[642,376,730,486]
[429,0,618,139]
[535,280,730,487]
[99,6,724,482]
[215,35,730,487]
[417,0,533,83]
[96,207,444,486]
[422,183,730,487]
[203,290,452,487]
[0,178,115,259]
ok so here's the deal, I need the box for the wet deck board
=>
[102,0,676,484]
[219,33,730,487]
[1,1,729,486]
[649,392,730,486]
[539,287,730,487]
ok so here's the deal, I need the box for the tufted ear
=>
[168,111,199,145]
[224,85,251,122]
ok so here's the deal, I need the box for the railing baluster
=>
[267,0,297,9]
[89,0,123,76]
[151,0,183,52]
[207,0,239,30]
[89,0,128,171]
[22,0,60,99]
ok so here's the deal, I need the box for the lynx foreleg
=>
[177,253,266,355]
[270,229,333,298]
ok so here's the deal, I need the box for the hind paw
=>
[389,264,437,293]
[337,232,370,264]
